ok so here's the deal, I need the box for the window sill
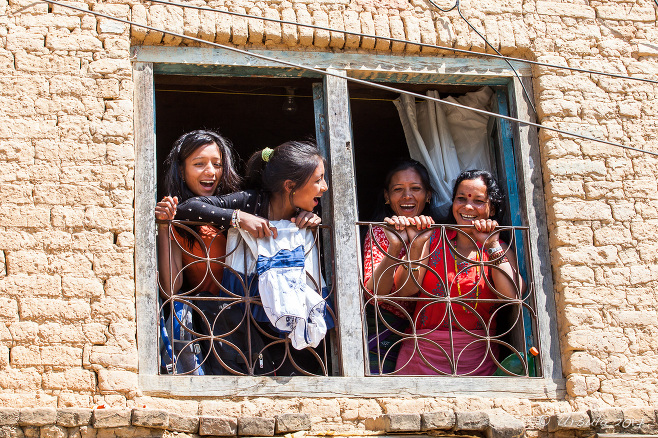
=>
[139,374,565,398]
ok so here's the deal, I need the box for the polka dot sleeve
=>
[175,190,261,230]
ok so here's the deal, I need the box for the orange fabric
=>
[172,225,227,295]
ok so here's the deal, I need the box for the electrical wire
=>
[144,0,658,86]
[425,1,536,115]
[451,0,537,115]
[427,0,458,13]
[37,0,658,157]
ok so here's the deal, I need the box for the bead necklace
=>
[449,242,479,311]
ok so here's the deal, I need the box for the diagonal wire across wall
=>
[32,0,658,157]
[144,0,658,86]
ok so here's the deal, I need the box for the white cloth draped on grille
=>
[224,221,327,350]
[394,86,494,217]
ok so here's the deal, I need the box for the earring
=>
[385,200,390,205]
[292,191,296,195]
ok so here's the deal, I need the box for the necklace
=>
[449,241,479,311]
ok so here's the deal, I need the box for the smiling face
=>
[384,168,431,218]
[452,177,493,225]
[291,158,328,212]
[182,142,223,197]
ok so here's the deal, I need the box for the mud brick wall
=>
[0,0,657,432]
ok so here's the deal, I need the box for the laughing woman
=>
[394,169,525,376]
[155,129,241,375]
[363,160,436,374]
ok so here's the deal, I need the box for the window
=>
[133,47,564,397]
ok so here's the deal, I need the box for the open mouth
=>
[460,214,477,221]
[200,181,216,189]
[398,204,416,214]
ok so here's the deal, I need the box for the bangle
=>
[486,245,503,255]
[489,249,505,260]
[490,255,509,266]
[401,264,420,273]
[231,209,241,228]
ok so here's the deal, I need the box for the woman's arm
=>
[155,196,182,297]
[484,240,526,299]
[391,216,434,296]
[175,191,253,228]
[364,217,433,297]
[176,191,275,238]
[364,227,405,296]
[473,219,525,299]
[391,231,432,297]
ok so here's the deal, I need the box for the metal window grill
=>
[157,221,336,376]
[359,223,541,377]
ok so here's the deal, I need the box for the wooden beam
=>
[131,47,531,82]
[134,62,159,376]
[509,77,563,383]
[324,69,365,377]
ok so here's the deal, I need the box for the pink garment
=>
[394,328,499,376]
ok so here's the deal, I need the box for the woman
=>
[363,160,436,374]
[155,129,241,375]
[394,169,524,376]
[175,140,325,235]
[175,140,328,375]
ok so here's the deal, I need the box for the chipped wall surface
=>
[1,0,658,433]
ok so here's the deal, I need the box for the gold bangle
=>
[402,264,420,272]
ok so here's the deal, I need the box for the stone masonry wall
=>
[0,0,657,433]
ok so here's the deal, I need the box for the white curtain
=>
[394,86,494,217]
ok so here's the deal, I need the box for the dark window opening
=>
[155,75,319,199]
[154,75,338,376]
[350,82,542,377]
[349,82,485,221]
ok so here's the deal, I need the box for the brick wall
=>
[0,0,657,431]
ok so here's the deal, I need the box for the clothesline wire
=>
[427,0,537,114]
[457,2,536,115]
[147,0,537,117]
[145,0,658,86]
[40,0,658,157]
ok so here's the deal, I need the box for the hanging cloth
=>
[394,87,494,217]
[223,221,328,350]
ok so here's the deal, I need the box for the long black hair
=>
[163,130,241,201]
[245,140,324,213]
[445,169,505,223]
[371,159,435,221]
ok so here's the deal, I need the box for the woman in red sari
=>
[394,170,524,376]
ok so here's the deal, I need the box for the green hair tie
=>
[261,147,274,162]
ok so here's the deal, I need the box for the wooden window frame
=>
[133,47,565,398]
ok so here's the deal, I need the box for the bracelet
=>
[486,245,503,255]
[490,255,509,266]
[401,264,420,273]
[231,209,241,228]
[488,249,505,260]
